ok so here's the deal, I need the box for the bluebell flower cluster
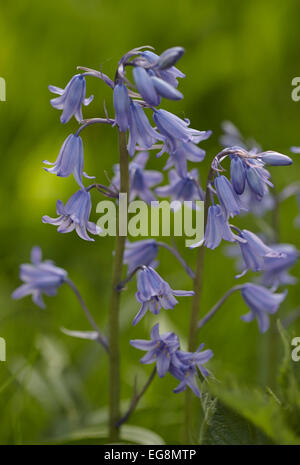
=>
[12,48,299,408]
[131,324,213,396]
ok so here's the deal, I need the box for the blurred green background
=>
[0,0,300,445]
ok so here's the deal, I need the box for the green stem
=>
[184,167,213,444]
[197,285,243,329]
[108,130,129,442]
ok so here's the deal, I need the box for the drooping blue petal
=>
[113,83,131,132]
[230,155,246,194]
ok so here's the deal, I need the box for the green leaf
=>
[201,401,272,445]
[45,425,165,445]
[208,379,300,444]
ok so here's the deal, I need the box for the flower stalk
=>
[108,130,129,441]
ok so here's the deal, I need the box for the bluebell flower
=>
[12,246,67,309]
[237,229,284,276]
[154,47,185,70]
[124,239,159,272]
[49,74,93,124]
[262,244,299,287]
[42,189,101,241]
[259,151,292,166]
[133,66,161,107]
[240,283,287,333]
[141,50,185,88]
[161,137,209,177]
[214,175,246,218]
[43,134,94,188]
[204,205,235,249]
[111,152,163,203]
[113,83,131,132]
[130,323,180,377]
[245,160,273,200]
[127,101,163,156]
[133,266,194,325]
[170,344,213,397]
[153,109,206,144]
[150,76,183,101]
[230,155,246,195]
[238,183,274,217]
[155,168,204,209]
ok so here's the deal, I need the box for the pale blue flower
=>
[12,246,67,309]
[170,344,213,397]
[215,175,246,219]
[42,189,101,241]
[43,134,94,188]
[133,266,194,325]
[204,205,235,249]
[237,229,284,276]
[141,50,185,88]
[241,283,287,333]
[111,152,163,203]
[130,323,180,377]
[133,66,160,106]
[113,83,131,132]
[49,74,93,124]
[262,244,299,287]
[124,239,159,273]
[155,168,204,208]
[127,102,162,156]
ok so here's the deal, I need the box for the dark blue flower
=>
[42,189,101,241]
[133,266,194,325]
[113,83,131,132]
[204,205,235,249]
[170,344,213,397]
[49,74,93,124]
[240,283,287,333]
[214,175,246,219]
[43,134,94,188]
[12,246,67,309]
[124,239,159,272]
[130,323,180,377]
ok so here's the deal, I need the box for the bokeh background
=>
[0,0,299,445]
